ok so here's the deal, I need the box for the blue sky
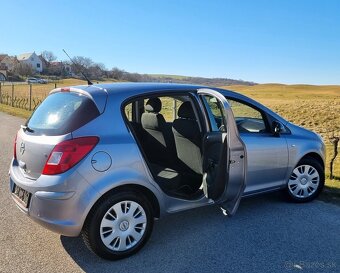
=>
[2,0,340,84]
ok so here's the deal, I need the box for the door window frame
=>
[200,94,227,132]
[121,90,209,134]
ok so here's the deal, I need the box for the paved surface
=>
[0,111,339,273]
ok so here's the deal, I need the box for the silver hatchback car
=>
[9,83,325,260]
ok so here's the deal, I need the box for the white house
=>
[17,52,43,73]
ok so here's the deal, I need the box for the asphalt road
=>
[0,111,339,273]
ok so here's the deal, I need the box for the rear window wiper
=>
[21,125,34,133]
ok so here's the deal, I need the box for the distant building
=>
[17,52,43,72]
[0,55,7,72]
[38,55,49,72]
[0,54,7,62]
[50,61,72,75]
[0,55,18,71]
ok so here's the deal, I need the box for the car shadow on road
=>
[60,192,298,273]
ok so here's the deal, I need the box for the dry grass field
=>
[225,84,340,138]
[0,80,339,194]
[0,79,90,99]
[225,84,340,190]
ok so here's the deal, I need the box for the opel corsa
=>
[9,83,325,260]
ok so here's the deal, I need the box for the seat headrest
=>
[145,98,162,113]
[178,101,196,119]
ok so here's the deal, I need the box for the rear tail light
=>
[13,133,18,160]
[42,137,99,175]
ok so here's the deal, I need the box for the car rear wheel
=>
[82,191,154,260]
[286,158,324,202]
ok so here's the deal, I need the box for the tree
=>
[88,63,107,79]
[13,63,34,77]
[72,56,93,70]
[110,67,125,80]
[41,51,57,63]
[329,133,339,180]
[69,56,93,78]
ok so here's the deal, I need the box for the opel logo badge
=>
[20,142,25,155]
[119,221,129,231]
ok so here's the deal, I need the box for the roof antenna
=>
[62,49,93,85]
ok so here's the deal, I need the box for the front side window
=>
[226,98,268,133]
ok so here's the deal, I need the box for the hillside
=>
[146,74,256,86]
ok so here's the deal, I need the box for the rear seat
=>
[130,98,203,193]
[139,98,181,191]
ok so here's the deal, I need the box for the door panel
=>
[202,132,228,200]
[241,134,288,193]
[198,89,247,216]
[224,97,289,194]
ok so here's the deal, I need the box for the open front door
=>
[198,88,247,216]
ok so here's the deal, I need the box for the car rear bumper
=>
[9,159,100,237]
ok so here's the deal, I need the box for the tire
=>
[82,191,154,260]
[285,157,324,203]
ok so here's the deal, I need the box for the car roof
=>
[52,82,287,123]
[63,82,248,100]
[71,82,206,95]
[60,81,249,105]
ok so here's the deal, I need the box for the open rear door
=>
[198,88,247,216]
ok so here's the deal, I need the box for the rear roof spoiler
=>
[50,86,108,114]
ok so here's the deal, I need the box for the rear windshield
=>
[26,92,100,136]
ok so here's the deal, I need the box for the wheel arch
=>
[286,152,325,202]
[299,152,325,170]
[84,183,161,229]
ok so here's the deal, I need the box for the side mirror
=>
[272,121,283,136]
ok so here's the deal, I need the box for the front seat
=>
[172,101,202,176]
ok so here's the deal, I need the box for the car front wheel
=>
[286,158,324,202]
[82,191,154,260]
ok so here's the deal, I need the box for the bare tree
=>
[110,67,125,80]
[69,56,94,78]
[329,133,339,179]
[72,56,93,69]
[88,63,107,79]
[41,51,57,63]
[13,63,34,77]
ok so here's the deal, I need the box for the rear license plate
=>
[12,184,31,208]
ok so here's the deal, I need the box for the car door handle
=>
[229,160,236,164]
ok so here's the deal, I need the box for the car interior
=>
[124,95,205,199]
[123,94,269,200]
